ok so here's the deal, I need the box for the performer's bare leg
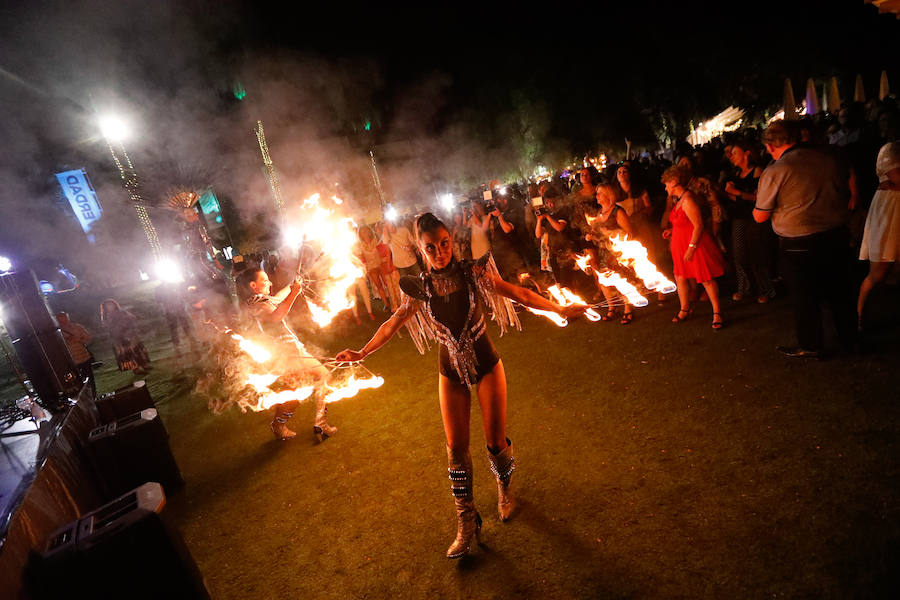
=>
[438,373,481,558]
[476,361,515,521]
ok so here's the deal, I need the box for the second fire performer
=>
[236,268,338,442]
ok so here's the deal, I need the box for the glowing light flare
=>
[440,194,455,212]
[606,235,677,294]
[154,258,184,283]
[323,375,385,404]
[384,204,398,221]
[231,333,272,363]
[0,256,12,273]
[98,114,129,142]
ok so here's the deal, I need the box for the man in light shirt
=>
[382,219,421,277]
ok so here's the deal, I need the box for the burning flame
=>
[231,333,272,363]
[524,307,569,327]
[228,329,383,411]
[245,373,314,410]
[324,375,385,403]
[546,285,601,322]
[607,235,676,294]
[284,193,365,327]
[594,271,648,307]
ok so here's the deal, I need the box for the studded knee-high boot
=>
[270,401,298,440]
[312,393,337,442]
[487,439,515,521]
[445,445,482,559]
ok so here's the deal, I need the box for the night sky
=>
[1,0,898,270]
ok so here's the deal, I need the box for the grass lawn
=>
[13,280,900,599]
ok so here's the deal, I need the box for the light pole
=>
[98,114,161,260]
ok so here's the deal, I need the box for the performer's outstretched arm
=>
[261,279,303,323]
[335,299,421,362]
[490,276,586,318]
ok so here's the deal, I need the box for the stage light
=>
[384,204,398,222]
[39,281,54,294]
[139,270,150,281]
[500,187,508,196]
[0,256,11,273]
[154,259,183,284]
[440,194,455,212]
[98,115,129,142]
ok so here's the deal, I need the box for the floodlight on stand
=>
[384,204,399,222]
[0,256,11,273]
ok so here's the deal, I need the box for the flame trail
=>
[546,285,602,322]
[594,271,648,306]
[607,235,677,294]
[284,193,365,327]
[222,326,383,411]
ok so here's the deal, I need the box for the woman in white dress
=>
[858,141,900,329]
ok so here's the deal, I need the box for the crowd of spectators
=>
[225,97,898,359]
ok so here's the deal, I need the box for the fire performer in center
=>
[337,213,585,559]
[236,268,338,442]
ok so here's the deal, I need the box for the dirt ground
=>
[13,281,900,599]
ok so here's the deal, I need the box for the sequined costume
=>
[397,254,520,388]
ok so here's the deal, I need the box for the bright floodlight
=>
[440,194,455,212]
[283,226,303,247]
[384,204,399,221]
[500,186,508,196]
[98,115,129,142]
[155,258,183,284]
[0,256,11,273]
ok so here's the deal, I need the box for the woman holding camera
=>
[336,213,585,559]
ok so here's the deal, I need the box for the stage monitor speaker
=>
[30,482,210,600]
[96,379,155,423]
[0,270,80,409]
[87,408,184,499]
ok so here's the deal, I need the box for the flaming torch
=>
[225,329,383,412]
[284,193,365,327]
[606,235,677,294]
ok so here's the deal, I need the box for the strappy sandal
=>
[712,313,724,330]
[620,312,634,325]
[601,310,617,321]
[672,308,691,323]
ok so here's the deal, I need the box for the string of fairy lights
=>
[255,120,285,223]
[105,138,161,259]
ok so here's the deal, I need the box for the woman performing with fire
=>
[336,213,585,559]
[235,268,338,442]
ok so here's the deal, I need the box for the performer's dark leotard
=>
[400,258,502,387]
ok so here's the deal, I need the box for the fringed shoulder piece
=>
[468,253,521,336]
[396,275,436,355]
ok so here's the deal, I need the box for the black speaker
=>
[31,482,210,599]
[87,408,184,498]
[0,270,80,409]
[96,379,155,423]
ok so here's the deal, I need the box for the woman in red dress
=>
[661,166,726,329]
